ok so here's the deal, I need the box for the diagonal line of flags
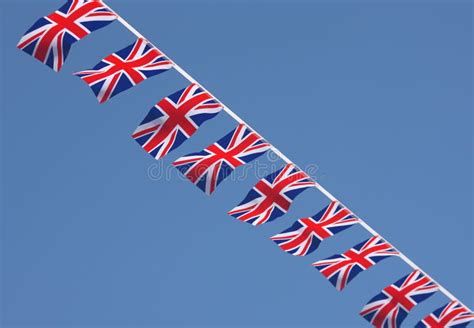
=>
[16,1,473,327]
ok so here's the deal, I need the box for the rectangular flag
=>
[75,38,173,103]
[132,83,223,160]
[416,301,474,328]
[173,124,271,195]
[360,270,438,328]
[17,0,116,72]
[312,236,398,291]
[228,163,315,226]
[271,201,358,256]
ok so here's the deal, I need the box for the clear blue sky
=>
[1,0,472,327]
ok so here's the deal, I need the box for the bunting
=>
[16,2,472,327]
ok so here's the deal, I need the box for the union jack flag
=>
[228,164,315,226]
[271,201,358,256]
[360,270,439,328]
[17,0,116,72]
[132,84,222,160]
[75,38,173,103]
[312,236,399,291]
[173,124,271,195]
[416,301,474,328]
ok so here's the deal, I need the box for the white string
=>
[103,2,471,312]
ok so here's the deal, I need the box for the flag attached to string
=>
[75,38,172,103]
[360,270,438,328]
[228,164,315,226]
[271,201,358,256]
[416,301,474,328]
[173,124,271,195]
[313,236,399,291]
[17,0,116,72]
[132,84,223,160]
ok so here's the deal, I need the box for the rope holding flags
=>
[16,1,473,326]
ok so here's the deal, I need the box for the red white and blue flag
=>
[132,84,222,160]
[313,236,399,291]
[228,164,315,226]
[75,38,172,103]
[17,0,116,72]
[173,124,271,195]
[271,201,358,256]
[360,270,439,328]
[416,301,474,328]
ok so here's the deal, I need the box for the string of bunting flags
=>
[17,1,473,327]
